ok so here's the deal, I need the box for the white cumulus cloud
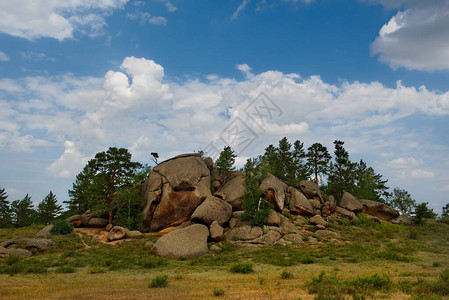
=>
[47,141,90,178]
[371,1,449,71]
[0,51,9,62]
[0,0,129,40]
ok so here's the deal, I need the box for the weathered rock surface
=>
[215,172,245,210]
[81,210,94,226]
[153,224,209,259]
[191,196,232,226]
[126,230,142,238]
[340,192,363,212]
[209,221,224,241]
[360,199,399,221]
[0,238,55,252]
[35,224,53,238]
[287,187,315,216]
[105,224,113,231]
[227,224,263,241]
[107,226,128,241]
[259,173,288,211]
[143,154,212,231]
[267,209,281,226]
[333,206,357,220]
[0,246,32,257]
[66,215,82,227]
[299,181,323,201]
[283,233,305,244]
[309,215,328,227]
[87,218,108,228]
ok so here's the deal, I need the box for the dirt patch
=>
[74,228,125,245]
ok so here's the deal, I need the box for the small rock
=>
[227,225,263,241]
[229,217,239,229]
[87,218,109,228]
[126,230,142,238]
[0,246,32,257]
[283,233,305,244]
[308,237,318,243]
[315,230,339,239]
[316,224,326,230]
[210,244,222,251]
[309,215,328,227]
[209,221,224,242]
[107,226,127,241]
[105,224,113,231]
[66,215,82,227]
[367,216,381,224]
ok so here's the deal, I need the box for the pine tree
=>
[66,160,98,214]
[292,140,310,183]
[10,194,36,227]
[0,187,12,228]
[37,191,62,225]
[327,140,356,200]
[353,160,390,203]
[306,142,331,185]
[215,146,237,173]
[387,187,416,216]
[87,147,141,224]
[442,203,449,219]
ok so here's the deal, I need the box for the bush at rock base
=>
[50,220,74,235]
[149,274,168,288]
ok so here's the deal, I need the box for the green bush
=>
[229,262,254,273]
[281,270,294,279]
[50,220,74,235]
[89,266,106,274]
[213,287,225,296]
[56,265,76,273]
[149,274,168,288]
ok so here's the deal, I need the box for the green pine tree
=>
[387,187,416,216]
[37,191,62,225]
[0,187,12,228]
[66,160,98,214]
[11,194,36,227]
[306,142,331,185]
[327,140,356,201]
[215,146,237,174]
[353,160,390,203]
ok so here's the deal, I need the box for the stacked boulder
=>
[140,153,402,258]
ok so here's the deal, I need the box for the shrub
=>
[89,266,106,274]
[149,275,168,288]
[56,265,76,273]
[281,270,294,279]
[229,262,254,273]
[213,287,225,296]
[50,220,74,235]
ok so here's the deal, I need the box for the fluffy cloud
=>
[371,1,449,71]
[0,0,128,40]
[47,141,89,178]
[0,51,9,62]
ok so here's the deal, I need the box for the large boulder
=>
[35,224,53,238]
[87,218,108,228]
[359,199,399,221]
[259,173,288,211]
[0,238,55,252]
[309,215,328,227]
[143,153,212,231]
[209,221,224,241]
[66,215,82,227]
[214,172,245,210]
[81,210,94,226]
[339,192,363,212]
[267,209,281,227]
[153,224,209,259]
[107,226,128,241]
[191,196,232,226]
[299,181,323,202]
[391,215,413,225]
[287,187,314,216]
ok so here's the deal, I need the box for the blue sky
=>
[0,0,448,213]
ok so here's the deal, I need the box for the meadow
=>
[1,218,448,299]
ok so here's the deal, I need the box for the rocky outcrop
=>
[259,173,288,211]
[340,192,363,212]
[0,246,32,257]
[66,215,82,227]
[153,224,209,259]
[333,206,357,220]
[309,215,328,227]
[227,224,263,241]
[214,172,245,210]
[143,153,212,231]
[360,199,399,221]
[0,238,55,253]
[191,196,232,226]
[287,187,314,216]
[35,224,53,238]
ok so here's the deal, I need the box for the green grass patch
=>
[149,274,168,288]
[280,270,294,279]
[229,262,254,273]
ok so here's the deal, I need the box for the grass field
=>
[1,218,449,299]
